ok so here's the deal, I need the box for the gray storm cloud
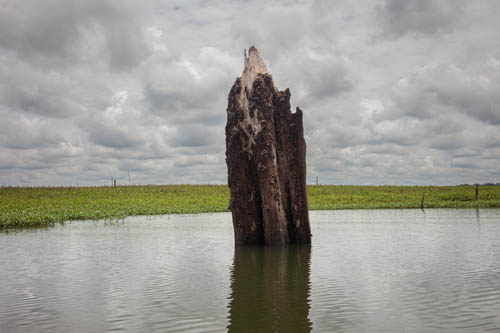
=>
[0,0,499,185]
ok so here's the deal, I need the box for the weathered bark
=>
[225,46,311,245]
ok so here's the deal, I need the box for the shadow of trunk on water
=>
[227,245,312,332]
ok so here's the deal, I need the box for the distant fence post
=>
[475,184,479,201]
[420,193,425,209]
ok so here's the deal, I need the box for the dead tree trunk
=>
[225,46,311,245]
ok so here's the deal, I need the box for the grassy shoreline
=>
[1,185,500,228]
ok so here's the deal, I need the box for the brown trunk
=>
[225,46,311,245]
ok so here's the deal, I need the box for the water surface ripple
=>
[1,209,500,332]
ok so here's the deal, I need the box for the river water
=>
[1,209,500,332]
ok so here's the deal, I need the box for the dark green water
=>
[1,209,500,332]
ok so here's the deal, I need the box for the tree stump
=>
[225,46,311,245]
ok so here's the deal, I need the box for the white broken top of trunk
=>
[236,46,275,155]
[241,46,269,92]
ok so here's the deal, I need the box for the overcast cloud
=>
[1,0,500,186]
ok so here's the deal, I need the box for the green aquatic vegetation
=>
[1,185,499,228]
[307,185,500,210]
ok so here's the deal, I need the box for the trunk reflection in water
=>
[227,246,312,332]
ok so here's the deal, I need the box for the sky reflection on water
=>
[1,209,500,332]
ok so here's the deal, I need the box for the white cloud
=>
[1,0,499,185]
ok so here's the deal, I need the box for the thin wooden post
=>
[475,184,479,201]
[420,193,425,209]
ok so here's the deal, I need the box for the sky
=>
[1,0,500,186]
